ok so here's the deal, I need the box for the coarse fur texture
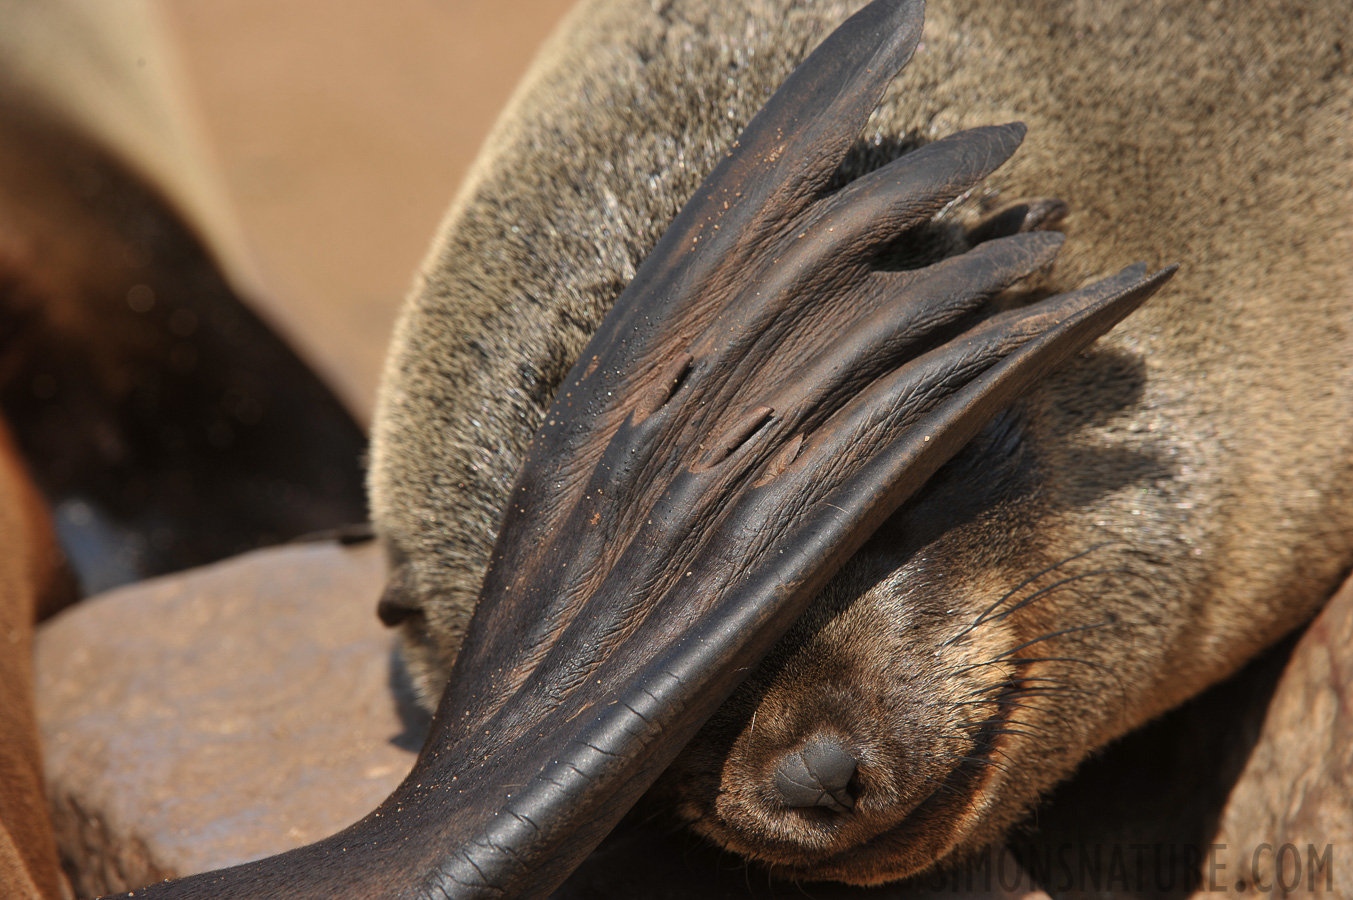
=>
[370,0,1353,885]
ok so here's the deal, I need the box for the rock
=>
[39,534,1350,900]
[1202,575,1353,899]
[34,534,1059,900]
[34,540,417,898]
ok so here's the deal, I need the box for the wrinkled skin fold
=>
[109,1,1172,897]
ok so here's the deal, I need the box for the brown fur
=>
[0,420,71,900]
[0,93,370,593]
[372,0,1353,885]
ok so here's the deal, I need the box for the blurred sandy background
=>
[160,0,577,423]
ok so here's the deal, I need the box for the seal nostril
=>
[773,736,858,814]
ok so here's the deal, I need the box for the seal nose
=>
[773,736,858,813]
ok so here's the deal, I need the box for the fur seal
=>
[366,0,1353,888]
[105,2,1174,897]
[0,87,370,591]
[0,420,70,900]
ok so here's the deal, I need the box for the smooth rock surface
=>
[34,540,415,898]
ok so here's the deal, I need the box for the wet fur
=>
[371,0,1353,884]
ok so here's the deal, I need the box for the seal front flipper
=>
[107,1,1174,898]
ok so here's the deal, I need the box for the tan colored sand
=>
[160,0,577,422]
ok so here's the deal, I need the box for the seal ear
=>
[111,2,1174,898]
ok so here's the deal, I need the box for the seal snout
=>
[773,735,859,814]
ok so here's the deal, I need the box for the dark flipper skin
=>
[109,2,1172,898]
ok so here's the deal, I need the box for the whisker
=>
[950,648,1106,679]
[980,568,1124,623]
[954,756,1015,778]
[989,620,1111,661]
[978,727,1037,739]
[956,681,1085,702]
[952,698,1046,718]
[943,541,1125,646]
[961,716,1038,732]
